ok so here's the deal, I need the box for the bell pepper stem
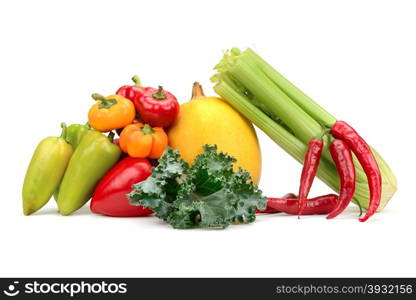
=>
[141,124,155,135]
[60,122,67,139]
[131,75,142,87]
[91,93,117,109]
[152,86,167,100]
[91,93,106,101]
[108,131,115,143]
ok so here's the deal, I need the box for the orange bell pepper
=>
[119,123,168,159]
[88,93,135,132]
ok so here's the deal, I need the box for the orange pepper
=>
[119,123,168,159]
[88,94,135,132]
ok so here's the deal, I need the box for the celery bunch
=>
[211,48,397,210]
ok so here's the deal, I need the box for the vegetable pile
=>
[23,76,178,217]
[22,47,397,228]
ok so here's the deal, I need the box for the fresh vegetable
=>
[331,121,381,222]
[22,123,73,215]
[116,75,147,110]
[65,123,92,148]
[115,76,179,127]
[266,194,339,215]
[133,85,179,128]
[256,193,296,213]
[283,193,298,199]
[57,131,121,215]
[119,122,168,159]
[167,82,262,184]
[88,94,135,132]
[91,157,153,217]
[211,47,397,211]
[53,123,92,201]
[326,139,356,219]
[298,138,323,215]
[127,145,266,229]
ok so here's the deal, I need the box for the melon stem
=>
[191,82,206,100]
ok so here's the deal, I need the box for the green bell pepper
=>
[57,131,121,215]
[22,123,73,215]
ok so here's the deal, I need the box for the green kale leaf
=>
[127,145,266,229]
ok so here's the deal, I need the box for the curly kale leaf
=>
[128,145,266,229]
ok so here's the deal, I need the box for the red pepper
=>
[90,157,153,217]
[331,121,382,222]
[136,86,179,128]
[327,139,356,219]
[116,75,147,111]
[256,193,297,213]
[266,194,339,215]
[298,138,323,215]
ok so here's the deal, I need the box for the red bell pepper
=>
[90,157,153,217]
[116,76,179,128]
[116,75,147,112]
[135,86,179,128]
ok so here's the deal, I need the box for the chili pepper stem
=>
[191,82,206,100]
[152,86,167,100]
[131,75,142,87]
[319,128,331,140]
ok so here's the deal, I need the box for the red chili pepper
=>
[298,138,324,215]
[266,194,339,215]
[327,139,356,219]
[116,75,148,111]
[256,193,297,213]
[90,157,153,217]
[135,86,179,128]
[331,121,382,222]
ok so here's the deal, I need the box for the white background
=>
[0,0,414,277]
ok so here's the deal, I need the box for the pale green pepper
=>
[22,123,73,215]
[57,131,121,215]
[53,123,91,201]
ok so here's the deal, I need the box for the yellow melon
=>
[167,83,262,184]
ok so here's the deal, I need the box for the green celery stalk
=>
[245,49,337,127]
[230,59,323,144]
[212,48,397,210]
[216,49,371,183]
[241,49,369,184]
